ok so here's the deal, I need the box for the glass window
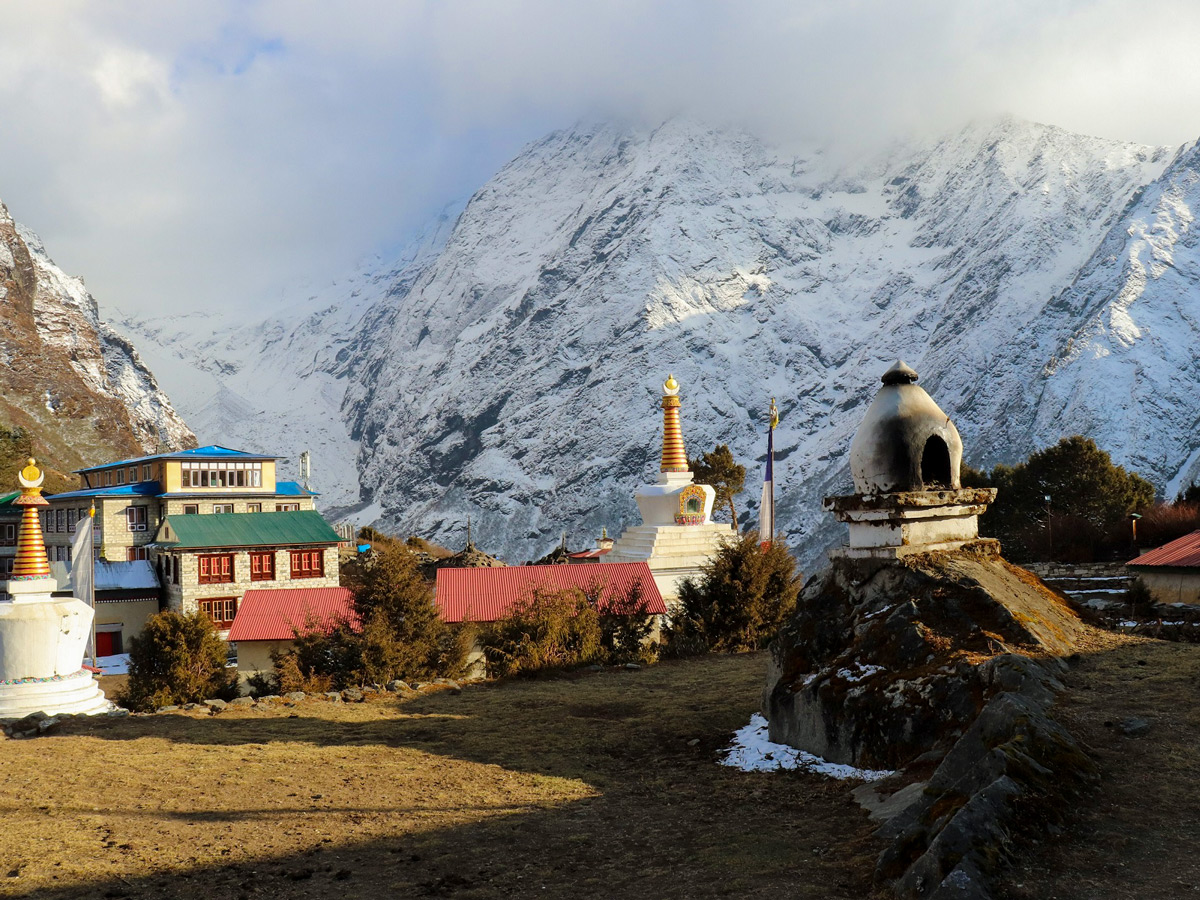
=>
[197,554,235,584]
[183,504,199,515]
[250,551,275,581]
[198,597,237,629]
[289,549,324,579]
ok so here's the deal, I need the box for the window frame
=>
[198,597,238,630]
[213,503,234,515]
[126,505,148,532]
[183,504,199,515]
[249,550,275,581]
[289,548,324,579]
[197,553,235,585]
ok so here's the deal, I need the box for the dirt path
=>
[0,654,883,899]
[999,635,1200,900]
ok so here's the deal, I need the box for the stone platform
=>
[607,522,734,604]
[0,668,110,719]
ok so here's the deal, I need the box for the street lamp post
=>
[1044,495,1052,561]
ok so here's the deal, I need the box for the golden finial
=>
[769,398,779,430]
[663,373,680,395]
[18,458,44,490]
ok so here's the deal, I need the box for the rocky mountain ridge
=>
[0,201,194,481]
[115,117,1198,567]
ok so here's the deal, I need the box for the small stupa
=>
[824,359,996,557]
[0,459,109,718]
[764,361,1085,767]
[607,374,735,603]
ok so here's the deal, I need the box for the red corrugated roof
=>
[567,548,612,559]
[228,587,358,642]
[1129,530,1200,568]
[435,562,666,624]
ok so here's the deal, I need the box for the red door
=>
[95,631,116,657]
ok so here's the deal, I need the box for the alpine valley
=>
[112,117,1200,568]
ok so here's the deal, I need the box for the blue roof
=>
[276,481,318,496]
[49,482,162,501]
[75,445,278,474]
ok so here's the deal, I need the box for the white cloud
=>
[0,0,1197,319]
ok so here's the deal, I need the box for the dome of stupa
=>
[848,361,962,493]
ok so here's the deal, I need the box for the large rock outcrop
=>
[764,541,1086,770]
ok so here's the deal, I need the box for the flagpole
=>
[761,397,779,549]
[89,502,97,669]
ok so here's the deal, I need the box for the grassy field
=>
[998,635,1200,900]
[0,653,883,899]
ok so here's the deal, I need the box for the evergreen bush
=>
[120,610,238,711]
[483,587,603,677]
[272,542,472,688]
[667,533,802,654]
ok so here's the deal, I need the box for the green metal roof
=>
[156,510,341,549]
[0,490,19,510]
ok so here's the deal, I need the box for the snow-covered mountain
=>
[0,200,193,475]
[114,204,459,509]
[117,117,1200,567]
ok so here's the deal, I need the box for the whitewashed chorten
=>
[823,361,996,559]
[607,375,735,603]
[0,459,109,718]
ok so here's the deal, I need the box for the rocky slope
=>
[0,201,194,479]
[117,117,1199,565]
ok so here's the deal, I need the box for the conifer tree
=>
[688,444,747,528]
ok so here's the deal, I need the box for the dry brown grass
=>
[0,653,883,899]
[999,633,1200,900]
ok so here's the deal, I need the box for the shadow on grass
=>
[8,654,883,899]
[9,789,880,900]
[62,655,777,787]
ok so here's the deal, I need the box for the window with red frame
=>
[197,553,234,584]
[198,597,237,629]
[289,549,324,579]
[249,550,275,581]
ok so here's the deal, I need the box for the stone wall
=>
[161,546,340,621]
[1135,569,1200,606]
[1022,562,1129,580]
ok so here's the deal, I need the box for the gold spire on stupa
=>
[660,374,689,473]
[10,458,51,581]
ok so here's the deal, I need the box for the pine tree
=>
[688,444,747,529]
[669,533,802,653]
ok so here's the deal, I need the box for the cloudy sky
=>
[2,0,1199,318]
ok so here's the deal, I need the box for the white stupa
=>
[607,375,736,603]
[823,361,997,559]
[0,459,109,718]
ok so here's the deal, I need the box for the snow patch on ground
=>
[95,654,130,675]
[720,714,893,781]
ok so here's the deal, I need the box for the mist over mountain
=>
[116,117,1198,567]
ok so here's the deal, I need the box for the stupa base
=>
[0,668,111,719]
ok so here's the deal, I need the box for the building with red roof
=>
[228,586,357,679]
[435,561,665,624]
[1128,530,1200,605]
